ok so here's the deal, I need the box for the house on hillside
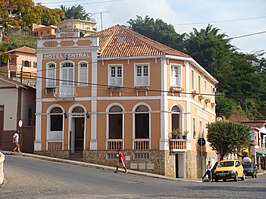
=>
[33,25,57,39]
[57,19,97,36]
[243,121,266,170]
[35,25,218,179]
[0,76,36,152]
[0,46,37,87]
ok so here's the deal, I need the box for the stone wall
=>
[34,150,69,159]
[83,150,172,176]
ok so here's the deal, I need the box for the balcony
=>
[54,86,77,100]
[134,139,149,150]
[107,139,123,150]
[169,139,187,152]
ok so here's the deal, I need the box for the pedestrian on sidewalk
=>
[202,161,212,181]
[13,130,20,152]
[114,149,127,173]
[211,162,218,182]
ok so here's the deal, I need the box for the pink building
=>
[0,46,37,80]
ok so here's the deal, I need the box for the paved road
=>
[1,155,266,199]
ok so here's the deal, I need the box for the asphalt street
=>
[1,154,266,199]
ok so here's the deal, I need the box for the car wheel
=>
[223,179,226,182]
[241,173,245,181]
[215,178,218,182]
[234,173,238,181]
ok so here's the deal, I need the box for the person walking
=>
[13,130,20,152]
[114,149,127,173]
[202,161,212,181]
[211,162,218,182]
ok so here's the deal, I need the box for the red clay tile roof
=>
[242,121,266,128]
[92,25,190,58]
[7,46,36,55]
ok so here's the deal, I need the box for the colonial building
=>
[0,46,37,87]
[57,18,97,36]
[35,25,218,179]
[0,76,36,152]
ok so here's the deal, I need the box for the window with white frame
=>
[78,62,88,86]
[198,75,201,93]
[200,121,202,138]
[193,118,196,139]
[191,70,195,90]
[204,80,207,94]
[49,107,63,140]
[170,64,181,86]
[61,62,74,86]
[135,64,149,86]
[46,63,56,87]
[109,64,122,87]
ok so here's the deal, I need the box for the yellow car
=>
[213,160,245,182]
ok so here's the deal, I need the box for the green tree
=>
[215,95,236,118]
[60,5,91,20]
[128,15,185,49]
[41,6,64,26]
[207,122,250,158]
[0,0,44,29]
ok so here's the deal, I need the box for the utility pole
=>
[89,11,110,31]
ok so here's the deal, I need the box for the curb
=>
[1,150,202,183]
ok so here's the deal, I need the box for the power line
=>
[1,70,220,97]
[174,16,266,26]
[38,0,126,6]
[229,31,266,40]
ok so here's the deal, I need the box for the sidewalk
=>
[1,150,202,183]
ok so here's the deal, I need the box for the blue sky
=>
[35,0,266,57]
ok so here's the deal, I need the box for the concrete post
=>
[0,152,5,184]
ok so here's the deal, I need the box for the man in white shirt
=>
[13,131,20,152]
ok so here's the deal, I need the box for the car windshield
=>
[243,164,253,169]
[218,161,234,167]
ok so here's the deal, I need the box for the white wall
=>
[0,88,18,131]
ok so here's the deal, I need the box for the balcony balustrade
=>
[54,86,77,100]
[169,139,187,151]
[107,139,123,150]
[134,139,149,150]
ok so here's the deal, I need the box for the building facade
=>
[0,76,36,152]
[35,25,218,179]
[57,19,97,36]
[0,46,37,86]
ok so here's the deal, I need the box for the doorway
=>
[70,117,84,154]
[175,153,185,178]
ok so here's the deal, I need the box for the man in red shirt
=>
[114,150,128,173]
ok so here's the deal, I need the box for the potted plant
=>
[171,128,181,139]
[183,131,189,139]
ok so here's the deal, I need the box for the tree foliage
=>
[128,15,186,49]
[128,15,266,119]
[207,122,250,157]
[41,6,64,26]
[60,5,91,20]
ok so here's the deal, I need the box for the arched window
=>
[78,62,88,86]
[72,106,85,113]
[135,105,149,139]
[171,106,181,132]
[109,105,123,139]
[46,63,56,87]
[50,107,63,131]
